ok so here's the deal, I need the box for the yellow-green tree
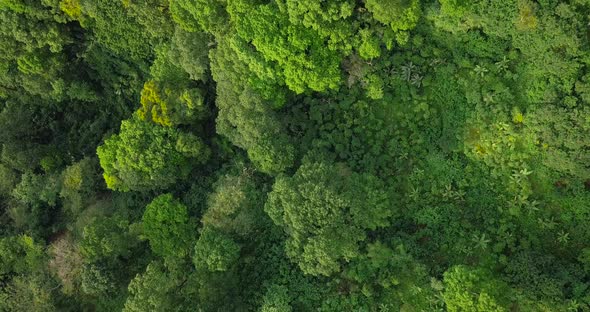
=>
[97,115,209,192]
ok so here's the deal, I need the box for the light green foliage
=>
[169,28,211,81]
[266,157,394,276]
[443,265,511,312]
[59,0,84,21]
[193,226,240,272]
[139,41,209,126]
[176,132,210,159]
[365,0,421,44]
[17,53,44,75]
[0,5,71,53]
[279,0,355,52]
[358,29,381,60]
[229,0,342,94]
[463,106,535,177]
[138,80,207,126]
[169,0,228,35]
[364,74,384,99]
[142,194,196,258]
[169,0,200,32]
[438,0,470,17]
[260,284,293,312]
[97,116,209,192]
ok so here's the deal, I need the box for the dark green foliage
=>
[123,261,198,312]
[0,235,44,276]
[266,157,394,276]
[169,28,211,82]
[125,0,174,43]
[343,242,436,309]
[80,263,117,296]
[142,194,196,258]
[211,39,295,173]
[0,163,18,196]
[193,226,240,272]
[59,157,100,216]
[0,275,57,312]
[80,214,139,263]
[81,0,155,63]
[525,105,590,180]
[202,167,267,236]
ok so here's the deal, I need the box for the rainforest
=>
[1,0,590,311]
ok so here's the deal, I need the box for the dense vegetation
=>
[1,0,590,310]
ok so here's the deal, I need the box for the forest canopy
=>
[1,0,590,311]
